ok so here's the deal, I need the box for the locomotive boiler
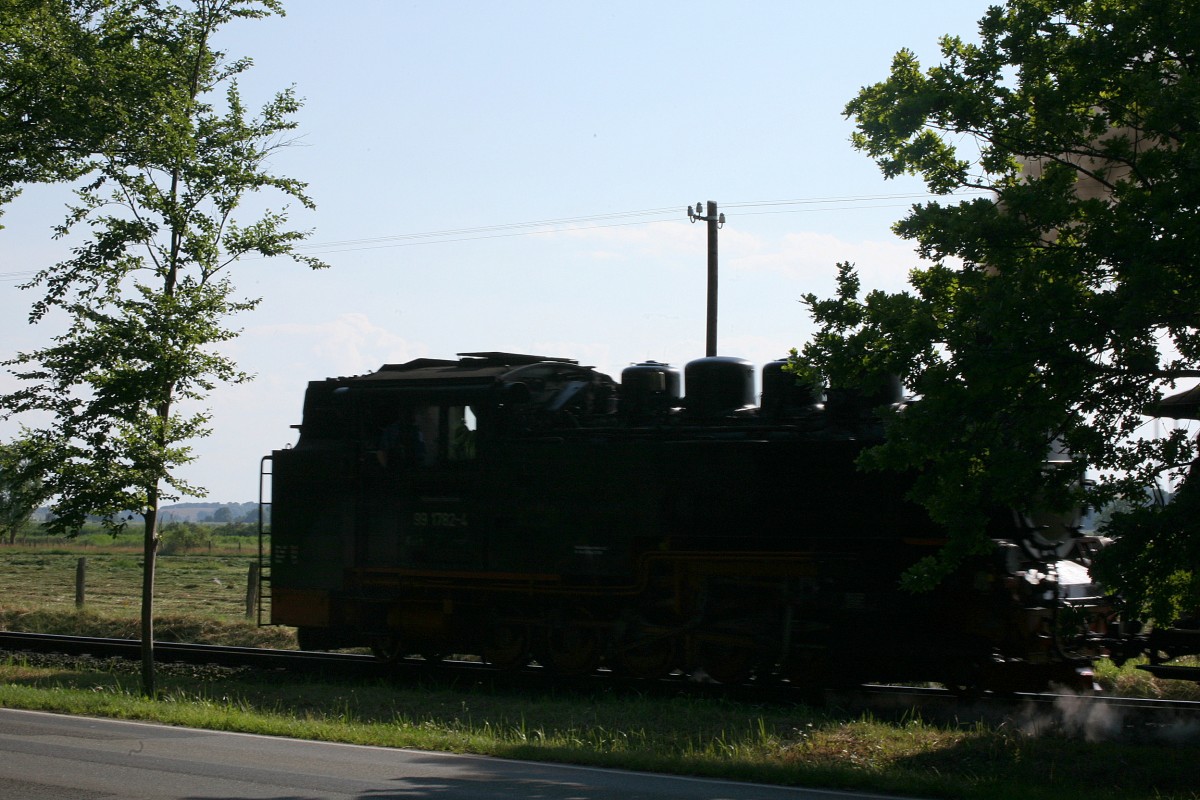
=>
[261,351,1107,691]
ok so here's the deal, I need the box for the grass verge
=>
[1,654,1197,800]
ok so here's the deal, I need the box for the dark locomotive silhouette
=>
[261,352,1116,691]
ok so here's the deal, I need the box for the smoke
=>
[1154,715,1200,746]
[1018,691,1123,742]
[1016,689,1200,744]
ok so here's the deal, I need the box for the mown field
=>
[2,540,1199,800]
[0,538,295,648]
[3,549,258,617]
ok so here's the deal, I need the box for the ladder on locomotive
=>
[256,455,273,626]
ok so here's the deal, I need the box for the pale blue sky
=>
[1,1,997,502]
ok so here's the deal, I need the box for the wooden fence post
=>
[75,557,86,608]
[245,562,260,619]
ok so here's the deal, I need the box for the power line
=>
[1,191,984,271]
[722,192,981,209]
[299,205,684,250]
[288,191,979,255]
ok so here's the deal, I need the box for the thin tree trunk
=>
[140,506,158,697]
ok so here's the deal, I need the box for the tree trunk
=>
[140,507,158,697]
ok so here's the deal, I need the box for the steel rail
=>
[0,631,374,672]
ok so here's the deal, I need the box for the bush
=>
[159,522,212,555]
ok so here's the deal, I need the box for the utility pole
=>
[688,200,725,357]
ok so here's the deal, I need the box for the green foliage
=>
[0,441,45,543]
[0,0,108,218]
[158,521,212,554]
[795,1,1200,611]
[1,0,326,695]
[0,0,328,535]
[1094,486,1200,623]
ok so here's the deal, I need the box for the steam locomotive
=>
[261,351,1110,691]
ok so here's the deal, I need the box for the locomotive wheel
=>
[370,635,405,664]
[781,646,835,691]
[482,624,530,671]
[947,681,984,699]
[539,622,602,676]
[610,636,677,679]
[295,627,327,652]
[697,643,756,684]
[943,658,986,697]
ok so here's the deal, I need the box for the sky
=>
[1,1,1001,503]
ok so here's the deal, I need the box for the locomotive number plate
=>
[412,511,468,528]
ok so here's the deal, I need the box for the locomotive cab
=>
[267,353,622,651]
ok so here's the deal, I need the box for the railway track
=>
[2,630,1198,742]
[0,631,382,674]
[849,683,1200,743]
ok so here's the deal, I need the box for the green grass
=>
[1,656,1197,800]
[2,544,1199,799]
[0,546,264,619]
[0,607,296,648]
[1094,655,1200,700]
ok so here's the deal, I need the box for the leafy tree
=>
[0,0,327,694]
[0,441,44,543]
[793,0,1200,619]
[0,0,101,219]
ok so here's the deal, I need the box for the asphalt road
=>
[0,708,920,800]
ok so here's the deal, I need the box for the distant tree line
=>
[0,502,266,543]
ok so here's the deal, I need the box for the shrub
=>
[159,522,212,555]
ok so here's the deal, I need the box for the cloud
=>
[555,222,925,298]
[557,220,706,264]
[726,229,921,296]
[246,312,429,377]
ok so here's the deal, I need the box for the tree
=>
[793,0,1200,620]
[0,0,328,695]
[0,0,166,223]
[0,0,96,219]
[0,442,43,543]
